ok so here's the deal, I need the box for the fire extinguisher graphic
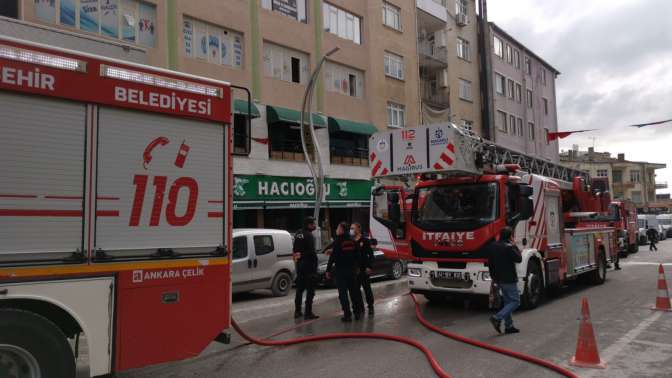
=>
[174,140,190,168]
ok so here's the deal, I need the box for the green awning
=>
[234,99,261,118]
[328,117,378,135]
[266,105,326,128]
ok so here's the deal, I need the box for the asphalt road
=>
[116,241,672,378]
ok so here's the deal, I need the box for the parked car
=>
[316,249,405,287]
[657,214,672,238]
[231,229,295,296]
[638,215,666,244]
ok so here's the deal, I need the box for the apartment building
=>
[4,0,420,234]
[486,22,560,163]
[416,0,482,135]
[560,147,667,208]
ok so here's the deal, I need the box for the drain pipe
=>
[300,47,339,227]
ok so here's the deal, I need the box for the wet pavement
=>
[113,242,672,378]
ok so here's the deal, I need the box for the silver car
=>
[231,229,296,296]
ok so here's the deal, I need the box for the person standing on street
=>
[487,227,522,334]
[351,223,375,315]
[293,217,319,320]
[326,222,363,322]
[647,227,659,251]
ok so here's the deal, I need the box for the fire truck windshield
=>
[414,183,498,230]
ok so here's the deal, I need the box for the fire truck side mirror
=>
[519,184,533,197]
[519,197,534,221]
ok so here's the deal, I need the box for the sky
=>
[486,0,672,195]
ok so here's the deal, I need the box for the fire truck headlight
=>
[408,268,422,277]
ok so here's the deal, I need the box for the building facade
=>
[560,148,667,209]
[416,0,482,135]
[486,22,560,163]
[6,0,421,237]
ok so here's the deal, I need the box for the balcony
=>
[421,82,449,108]
[656,181,668,189]
[416,0,447,32]
[418,42,448,70]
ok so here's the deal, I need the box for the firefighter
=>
[647,227,659,252]
[293,217,319,320]
[326,222,363,322]
[487,226,522,335]
[351,222,375,315]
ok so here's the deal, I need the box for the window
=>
[253,235,275,255]
[261,0,307,23]
[0,0,18,18]
[613,170,623,183]
[528,122,535,140]
[596,169,609,177]
[34,0,157,47]
[323,3,361,44]
[384,52,404,80]
[458,79,472,101]
[382,2,401,31]
[183,17,244,69]
[517,118,523,137]
[543,98,549,115]
[506,44,512,64]
[630,170,641,183]
[507,79,515,99]
[515,83,522,103]
[525,57,532,75]
[456,0,467,16]
[325,62,364,97]
[330,131,369,166]
[493,36,503,58]
[527,89,533,108]
[233,114,251,155]
[631,191,642,203]
[387,102,405,128]
[232,236,248,259]
[509,115,516,135]
[495,73,505,95]
[542,69,547,85]
[496,110,507,133]
[457,38,470,61]
[514,49,520,69]
[263,42,309,84]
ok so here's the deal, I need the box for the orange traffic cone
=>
[652,264,672,312]
[569,298,606,369]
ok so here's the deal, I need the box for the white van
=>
[657,214,672,238]
[231,229,296,296]
[638,215,666,243]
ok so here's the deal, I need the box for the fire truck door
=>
[370,186,407,258]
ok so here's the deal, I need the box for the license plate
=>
[431,271,463,280]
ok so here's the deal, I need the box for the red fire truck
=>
[369,124,616,308]
[611,200,639,255]
[0,37,234,377]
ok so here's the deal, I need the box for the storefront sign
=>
[272,0,298,19]
[233,175,371,204]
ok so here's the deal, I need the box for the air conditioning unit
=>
[456,13,468,26]
[439,69,449,88]
[435,31,447,48]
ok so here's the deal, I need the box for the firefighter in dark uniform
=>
[293,217,319,320]
[326,222,363,322]
[351,222,375,315]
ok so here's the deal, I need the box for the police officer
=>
[293,217,319,320]
[351,222,375,315]
[326,222,363,322]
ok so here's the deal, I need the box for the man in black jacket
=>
[352,223,375,315]
[647,227,658,251]
[487,227,522,334]
[326,222,363,322]
[293,217,319,320]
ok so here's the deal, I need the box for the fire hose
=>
[232,293,578,378]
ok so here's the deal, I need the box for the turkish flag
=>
[546,129,597,143]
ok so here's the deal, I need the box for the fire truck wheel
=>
[271,271,293,297]
[521,261,543,310]
[588,251,607,285]
[0,308,75,378]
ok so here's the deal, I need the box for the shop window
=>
[330,132,368,166]
[325,61,364,98]
[183,16,243,69]
[0,1,18,19]
[253,235,275,255]
[233,114,251,156]
[264,42,309,85]
[34,0,156,47]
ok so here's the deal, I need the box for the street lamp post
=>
[300,47,339,228]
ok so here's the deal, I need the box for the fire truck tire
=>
[521,261,543,309]
[588,251,607,285]
[271,271,293,297]
[0,308,75,378]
